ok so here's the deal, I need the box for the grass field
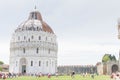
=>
[0,75,114,80]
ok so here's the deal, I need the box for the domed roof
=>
[15,11,54,34]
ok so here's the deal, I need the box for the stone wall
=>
[57,65,97,75]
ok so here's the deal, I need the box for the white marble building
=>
[9,10,58,74]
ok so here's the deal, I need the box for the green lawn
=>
[0,75,114,80]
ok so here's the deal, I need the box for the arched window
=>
[48,49,50,54]
[31,61,33,66]
[36,48,39,53]
[24,36,26,40]
[23,48,25,53]
[37,27,39,30]
[18,36,20,40]
[35,13,37,19]
[39,36,41,40]
[46,37,47,41]
[39,61,41,66]
[46,61,48,67]
[31,13,34,18]
[28,38,30,42]
[31,36,34,39]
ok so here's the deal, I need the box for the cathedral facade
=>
[9,10,58,74]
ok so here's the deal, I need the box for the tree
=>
[0,61,4,65]
[0,66,2,71]
[102,54,117,62]
[102,54,110,62]
[111,55,116,61]
[0,61,4,71]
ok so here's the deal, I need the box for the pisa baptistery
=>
[9,10,58,75]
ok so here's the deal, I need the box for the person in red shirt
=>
[48,73,51,78]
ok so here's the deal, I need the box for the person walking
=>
[2,74,6,80]
[71,71,75,78]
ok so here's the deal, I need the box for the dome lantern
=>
[28,11,43,21]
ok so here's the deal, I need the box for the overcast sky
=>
[0,0,120,65]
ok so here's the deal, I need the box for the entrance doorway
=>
[112,64,118,73]
[22,65,26,73]
[20,58,27,74]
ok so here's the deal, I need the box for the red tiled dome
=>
[15,11,54,34]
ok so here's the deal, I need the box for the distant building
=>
[57,65,97,74]
[0,64,9,72]
[96,60,119,75]
[96,55,119,75]
[96,62,103,75]
[96,21,120,75]
[9,9,58,74]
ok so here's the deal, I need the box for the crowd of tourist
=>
[0,72,18,80]
[2,71,120,80]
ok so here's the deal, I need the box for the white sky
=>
[0,0,120,65]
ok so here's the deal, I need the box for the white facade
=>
[9,10,58,74]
